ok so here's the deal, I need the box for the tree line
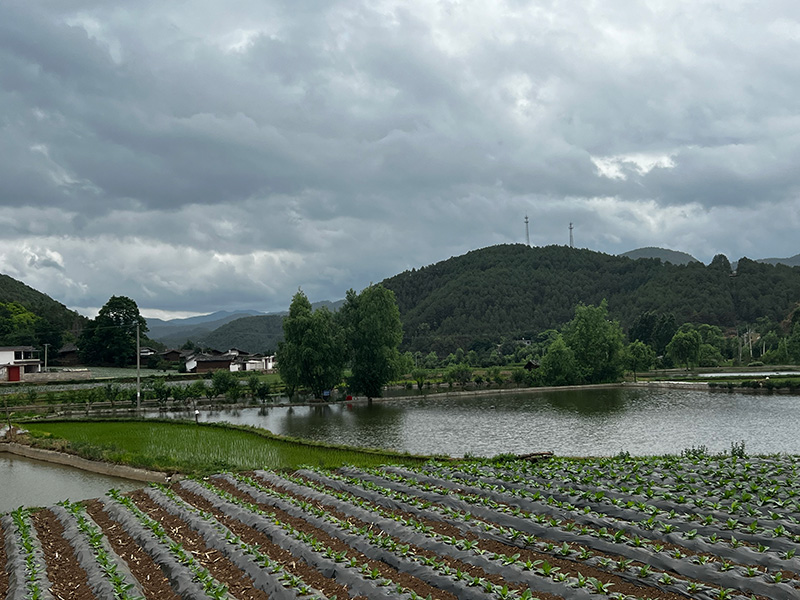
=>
[407,299,800,388]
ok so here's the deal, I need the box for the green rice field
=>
[22,420,429,474]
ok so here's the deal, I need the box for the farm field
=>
[20,420,429,474]
[3,453,800,599]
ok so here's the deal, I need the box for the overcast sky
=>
[2,1,799,319]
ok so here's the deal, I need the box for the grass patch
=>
[21,419,430,475]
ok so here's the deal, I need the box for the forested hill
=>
[380,244,800,354]
[0,273,86,334]
[197,314,285,354]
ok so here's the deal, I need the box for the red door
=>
[8,366,21,382]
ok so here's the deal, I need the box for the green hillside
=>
[195,314,285,354]
[0,273,86,346]
[381,244,800,354]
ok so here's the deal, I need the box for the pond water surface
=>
[0,452,144,513]
[145,386,800,458]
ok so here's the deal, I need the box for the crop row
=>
[3,455,800,599]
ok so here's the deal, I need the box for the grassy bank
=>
[19,419,430,475]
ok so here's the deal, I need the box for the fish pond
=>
[5,385,800,513]
[144,385,800,457]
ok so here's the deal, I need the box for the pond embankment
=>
[0,440,170,483]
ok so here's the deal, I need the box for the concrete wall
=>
[0,441,171,483]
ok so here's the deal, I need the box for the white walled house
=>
[242,355,276,372]
[0,346,42,381]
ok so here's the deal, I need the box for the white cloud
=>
[591,153,677,181]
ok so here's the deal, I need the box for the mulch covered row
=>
[31,508,96,600]
[173,484,357,600]
[0,523,9,598]
[127,489,270,600]
[85,500,182,600]
[210,474,461,600]
[256,473,692,600]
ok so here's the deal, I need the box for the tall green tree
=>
[622,340,656,382]
[277,290,345,399]
[340,285,403,399]
[78,296,148,367]
[666,329,702,369]
[540,334,578,386]
[563,301,624,384]
[787,322,800,364]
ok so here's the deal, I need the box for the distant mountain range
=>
[619,247,800,270]
[146,245,800,354]
[756,253,800,267]
[146,310,264,347]
[618,247,700,265]
[146,300,344,351]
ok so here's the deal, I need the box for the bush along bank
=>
[708,377,800,392]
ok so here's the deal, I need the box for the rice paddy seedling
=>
[23,420,427,473]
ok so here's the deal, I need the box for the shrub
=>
[681,445,708,459]
[730,440,746,458]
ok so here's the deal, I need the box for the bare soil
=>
[85,500,182,600]
[31,508,95,600]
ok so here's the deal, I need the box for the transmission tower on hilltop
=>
[569,222,574,248]
[524,215,530,246]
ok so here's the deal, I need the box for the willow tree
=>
[277,290,344,399]
[340,285,403,399]
[562,300,624,384]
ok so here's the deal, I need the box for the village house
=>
[57,343,81,366]
[184,349,277,374]
[0,346,42,381]
[193,352,238,374]
[158,348,184,363]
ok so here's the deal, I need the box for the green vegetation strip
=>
[20,420,429,475]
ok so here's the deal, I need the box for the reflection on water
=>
[0,453,144,514]
[538,387,629,415]
[144,387,800,458]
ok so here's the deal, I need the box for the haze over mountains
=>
[147,300,345,351]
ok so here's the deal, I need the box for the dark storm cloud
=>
[2,0,800,316]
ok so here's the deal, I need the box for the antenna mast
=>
[524,215,530,246]
[569,222,574,248]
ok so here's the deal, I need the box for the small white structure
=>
[184,350,276,374]
[241,355,276,372]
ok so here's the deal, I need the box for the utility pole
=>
[136,323,141,410]
[43,344,49,371]
[524,215,530,246]
[569,222,574,248]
